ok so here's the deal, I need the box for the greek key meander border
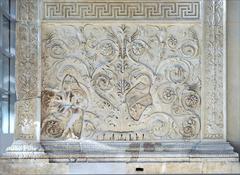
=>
[15,0,225,141]
[43,1,201,20]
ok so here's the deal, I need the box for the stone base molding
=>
[1,0,239,174]
[0,160,240,174]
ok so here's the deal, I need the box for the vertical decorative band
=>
[16,0,39,100]
[15,0,40,140]
[203,0,225,139]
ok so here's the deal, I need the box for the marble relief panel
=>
[41,23,201,141]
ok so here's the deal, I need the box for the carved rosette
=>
[203,0,225,139]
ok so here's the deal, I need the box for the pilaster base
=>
[41,140,239,163]
[2,140,46,159]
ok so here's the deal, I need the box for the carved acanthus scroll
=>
[41,24,201,141]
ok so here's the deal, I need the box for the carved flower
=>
[99,41,115,56]
[181,40,198,58]
[161,87,176,104]
[167,35,178,49]
[93,73,114,91]
[148,113,171,138]
[184,94,200,108]
[182,91,200,109]
[86,37,98,49]
[171,99,186,115]
[152,120,169,137]
[82,121,96,137]
[131,41,145,56]
[183,125,194,137]
[46,39,67,59]
[181,118,199,138]
[45,120,64,138]
[169,64,188,84]
[51,43,64,55]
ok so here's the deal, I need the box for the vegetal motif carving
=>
[182,90,200,109]
[16,23,38,100]
[42,24,201,140]
[16,99,37,139]
[203,0,224,139]
[159,87,176,104]
[42,74,88,139]
[180,117,200,138]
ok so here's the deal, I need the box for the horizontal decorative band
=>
[43,1,200,20]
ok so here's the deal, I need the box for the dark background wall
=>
[227,0,240,156]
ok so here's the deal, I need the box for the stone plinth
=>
[1,141,239,174]
[1,159,240,174]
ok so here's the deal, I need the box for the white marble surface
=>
[1,0,240,174]
[0,159,240,174]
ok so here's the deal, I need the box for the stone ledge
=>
[1,141,239,174]
[1,140,239,162]
[0,160,240,174]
